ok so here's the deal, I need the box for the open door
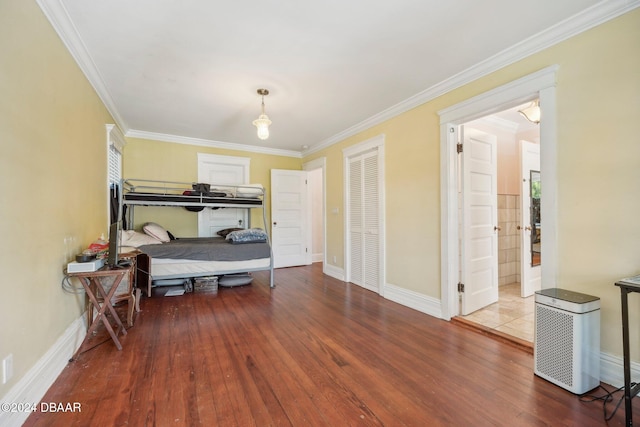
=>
[520,140,541,297]
[460,127,499,315]
[270,169,310,268]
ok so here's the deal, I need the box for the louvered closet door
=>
[348,150,379,293]
[349,157,363,285]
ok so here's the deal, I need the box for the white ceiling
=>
[39,0,634,156]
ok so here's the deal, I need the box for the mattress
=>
[137,236,271,281]
[150,257,271,280]
[138,237,270,261]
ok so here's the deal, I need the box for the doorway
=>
[270,169,311,268]
[458,103,540,341]
[303,157,327,269]
[269,160,326,270]
[438,65,559,328]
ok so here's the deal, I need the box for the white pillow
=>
[236,184,264,198]
[142,222,171,242]
[121,230,162,247]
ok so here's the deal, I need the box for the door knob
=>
[494,226,502,231]
[525,225,532,231]
[273,222,277,226]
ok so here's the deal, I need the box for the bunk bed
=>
[118,178,274,294]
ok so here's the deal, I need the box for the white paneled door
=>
[197,154,249,237]
[520,140,541,297]
[461,128,498,315]
[271,169,310,268]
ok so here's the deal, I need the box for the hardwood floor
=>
[25,264,635,426]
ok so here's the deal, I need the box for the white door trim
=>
[438,65,559,320]
[303,157,327,269]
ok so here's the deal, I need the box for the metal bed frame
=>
[118,178,274,289]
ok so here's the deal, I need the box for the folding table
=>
[67,265,132,361]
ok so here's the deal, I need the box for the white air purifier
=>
[534,288,600,395]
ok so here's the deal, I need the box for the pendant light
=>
[518,99,541,124]
[252,88,271,140]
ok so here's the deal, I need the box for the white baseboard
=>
[600,351,640,390]
[385,288,637,390]
[380,286,635,390]
[384,282,443,319]
[323,263,345,281]
[312,253,323,263]
[0,314,86,427]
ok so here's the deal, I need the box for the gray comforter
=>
[138,237,270,261]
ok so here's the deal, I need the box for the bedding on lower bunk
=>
[137,237,270,261]
[120,224,272,291]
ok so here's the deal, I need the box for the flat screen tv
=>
[107,221,120,268]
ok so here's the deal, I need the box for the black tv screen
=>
[107,221,120,267]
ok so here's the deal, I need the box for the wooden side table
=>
[117,251,142,326]
[67,265,132,361]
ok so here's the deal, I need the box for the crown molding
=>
[126,130,302,158]
[37,0,638,157]
[36,0,129,133]
[305,0,639,155]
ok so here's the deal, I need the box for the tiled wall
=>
[498,194,520,286]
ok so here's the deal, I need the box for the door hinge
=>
[458,282,465,292]
[457,143,463,153]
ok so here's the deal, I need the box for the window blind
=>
[108,144,122,188]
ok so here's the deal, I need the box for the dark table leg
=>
[621,287,632,427]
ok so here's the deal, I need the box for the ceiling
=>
[39,0,629,155]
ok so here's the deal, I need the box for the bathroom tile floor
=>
[462,283,535,342]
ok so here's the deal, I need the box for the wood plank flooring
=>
[25,263,637,426]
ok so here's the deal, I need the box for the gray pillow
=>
[217,227,243,238]
[225,228,268,243]
[218,274,253,287]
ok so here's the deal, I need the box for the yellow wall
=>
[0,0,115,396]
[305,106,441,291]
[123,138,301,236]
[304,9,640,359]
